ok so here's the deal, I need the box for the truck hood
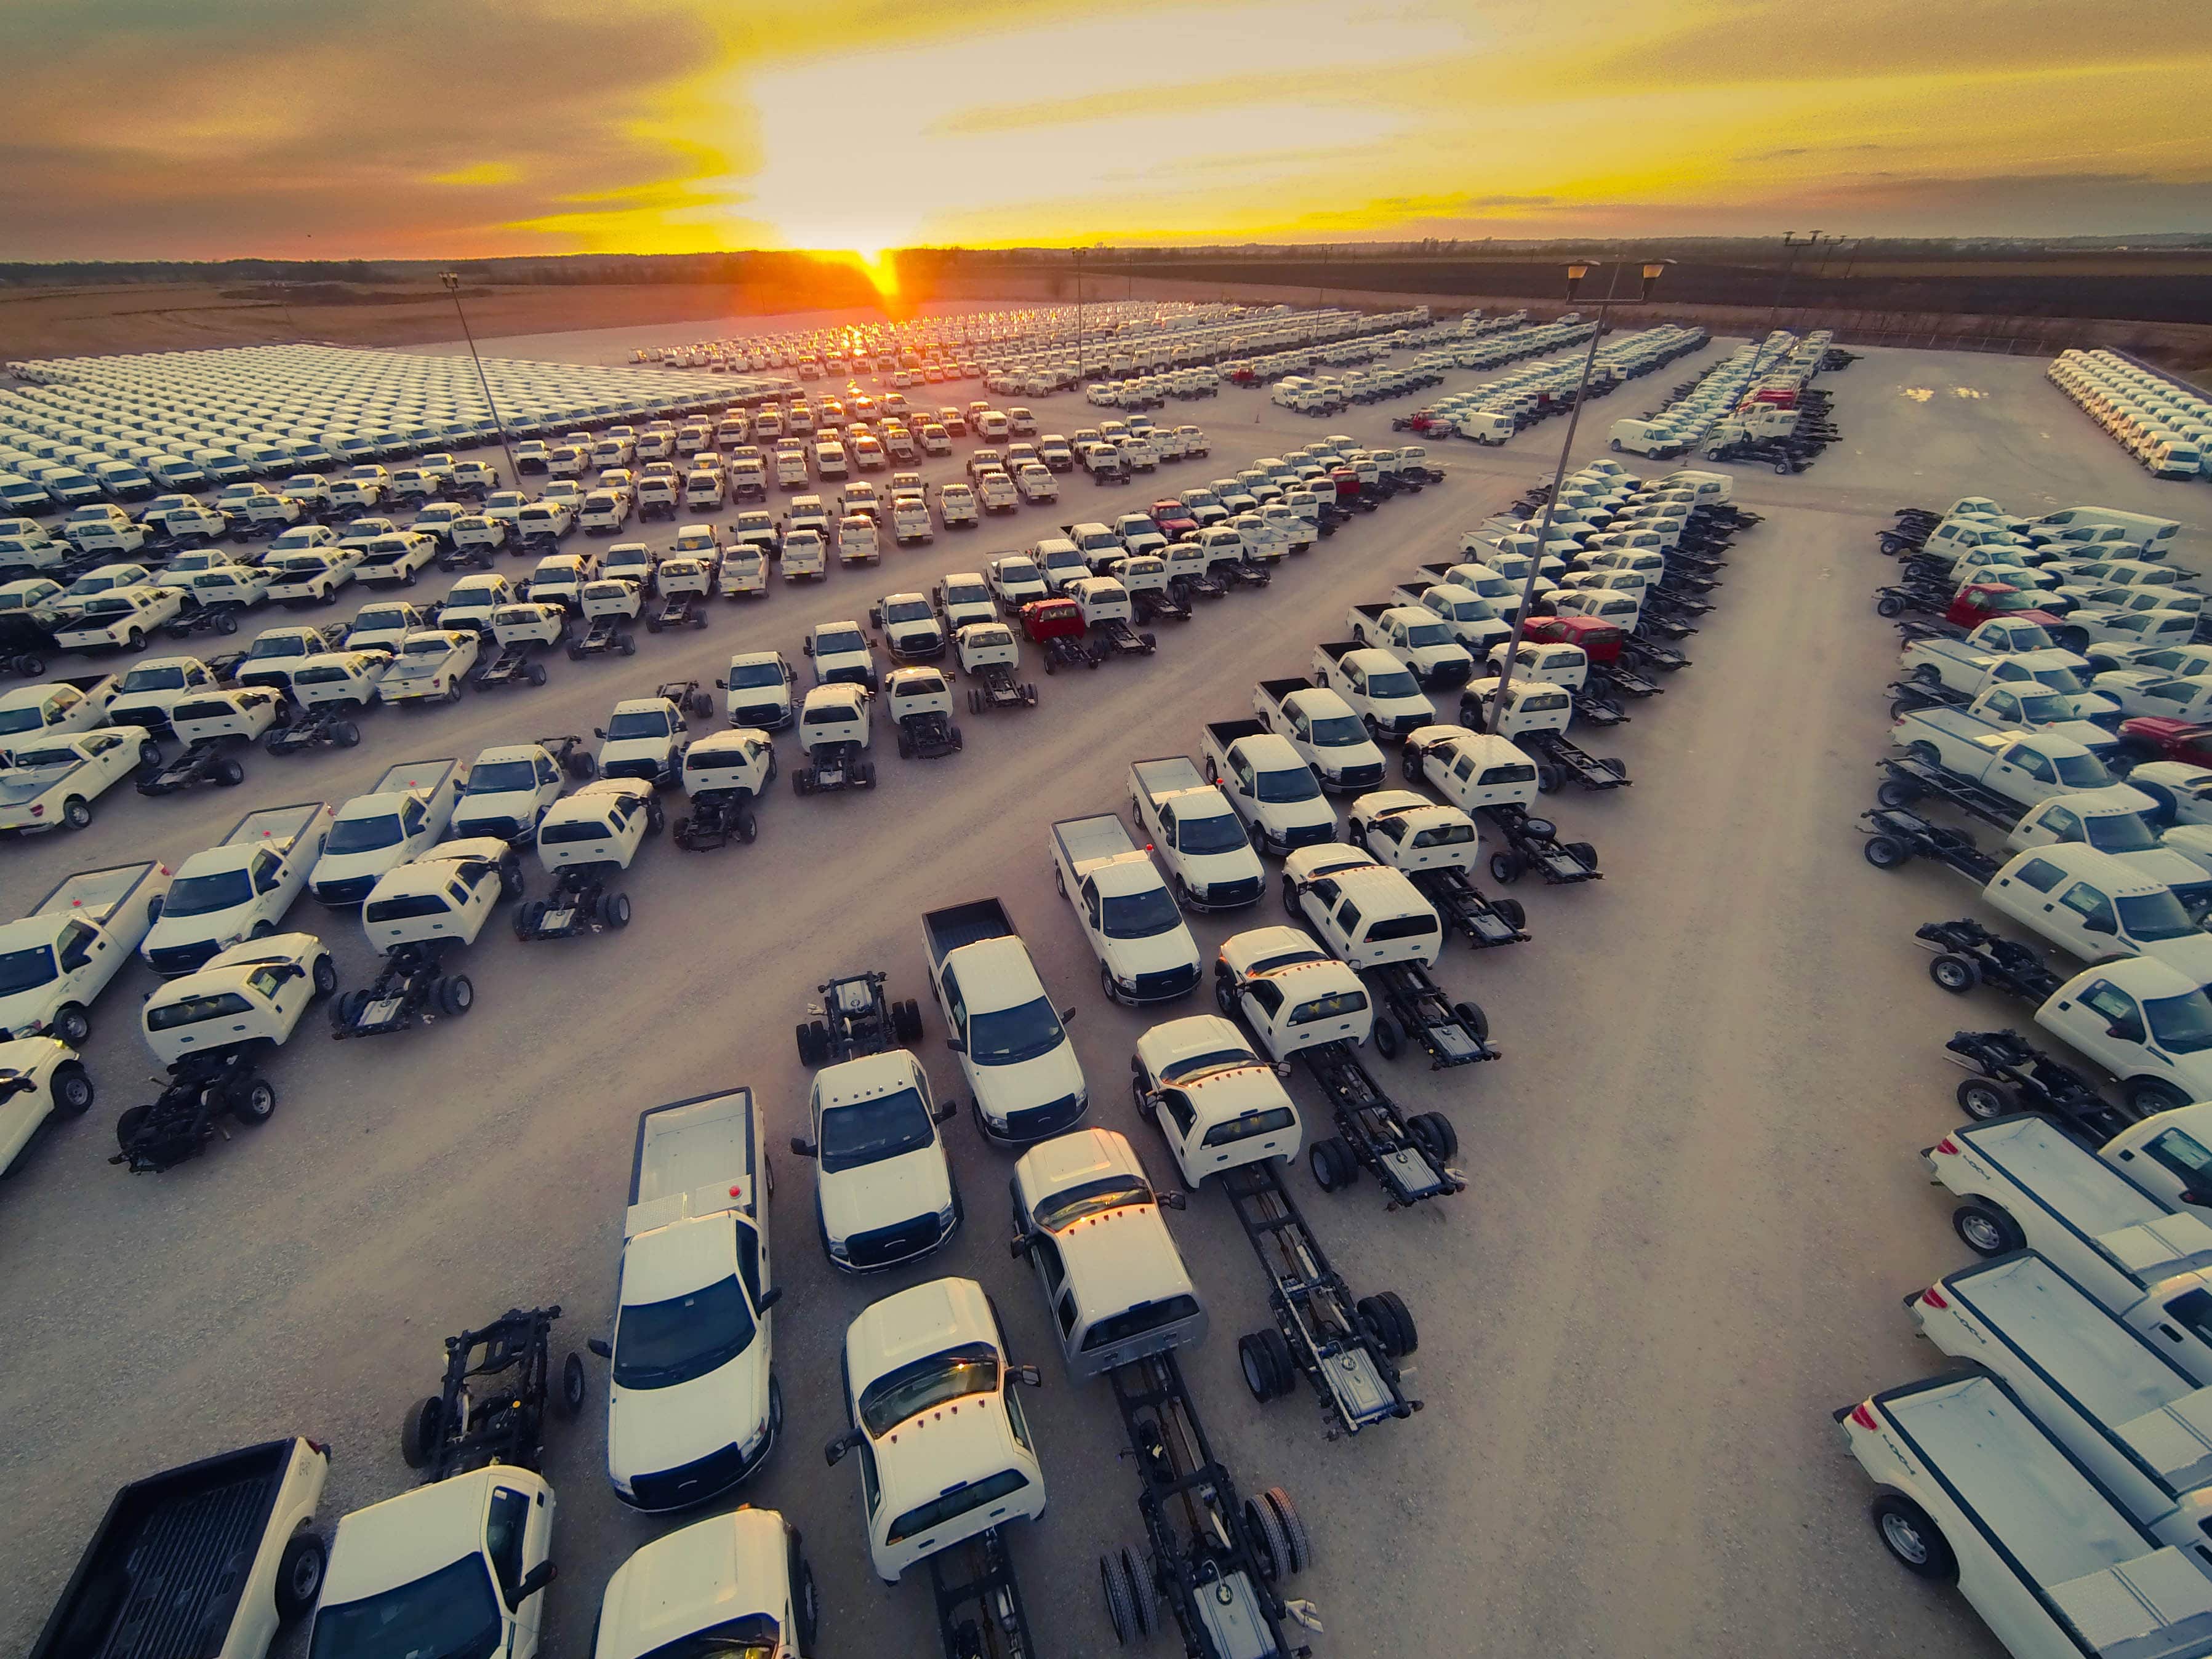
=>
[1102,926,1201,980]
[1257,794,1339,835]
[2116,845,2212,895]
[817,1145,953,1245]
[311,842,415,891]
[968,1040,1086,1127]
[2041,717,2125,751]
[606,1341,772,1486]
[143,901,251,955]
[599,735,674,770]
[452,787,545,833]
[0,972,66,1031]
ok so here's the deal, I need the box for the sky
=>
[3,0,2208,262]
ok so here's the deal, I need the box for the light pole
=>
[1072,247,1083,386]
[1755,230,1826,369]
[440,272,520,489]
[1488,258,1671,719]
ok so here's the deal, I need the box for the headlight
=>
[609,1474,634,1499]
[936,1199,959,1229]
[1182,879,1209,901]
[827,1236,851,1261]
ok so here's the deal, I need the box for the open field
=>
[3,318,2210,1659]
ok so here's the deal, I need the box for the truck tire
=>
[51,1002,92,1047]
[599,892,631,929]
[1453,1001,1488,1043]
[1912,663,1943,687]
[1533,761,1561,794]
[1952,1201,2023,1257]
[1874,777,1921,809]
[2128,1078,2192,1117]
[231,1077,276,1125]
[1371,1015,1403,1060]
[517,899,547,939]
[1870,1495,1957,1583]
[1489,850,1523,884]
[894,999,923,1042]
[275,1534,328,1621]
[1244,1493,1296,1581]
[1309,1137,1356,1192]
[1956,1076,2017,1120]
[1928,954,1979,993]
[1238,1329,1294,1402]
[1409,1110,1460,1164]
[60,794,92,830]
[1494,897,1527,931]
[53,1062,94,1116]
[526,662,548,686]
[1862,835,1909,869]
[400,1396,443,1469]
[1907,740,1942,769]
[561,1351,587,1418]
[1376,1292,1417,1358]
[1099,1548,1147,1645]
[311,956,338,999]
[436,975,473,1017]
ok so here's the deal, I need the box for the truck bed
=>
[923,897,1017,964]
[367,758,458,798]
[1256,677,1316,705]
[1203,718,1268,747]
[31,1439,297,1659]
[1131,756,1207,801]
[626,1087,759,1237]
[1052,814,1139,870]
[1962,1117,2197,1246]
[33,861,158,923]
[222,802,326,851]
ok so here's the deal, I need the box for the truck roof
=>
[1868,1373,2212,1641]
[323,1466,510,1608]
[625,1087,759,1241]
[33,861,159,922]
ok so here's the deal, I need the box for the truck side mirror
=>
[1158,1190,1187,1211]
[1015,1364,1043,1388]
[507,1561,557,1611]
[587,1337,612,1359]
[788,1135,817,1157]
[592,727,605,739]
[1008,1231,1033,1260]
[801,641,813,655]
[932,1100,958,1124]
[823,1427,862,1466]
[756,1285,783,1313]
[1059,1006,1078,1026]
[944,1037,966,1054]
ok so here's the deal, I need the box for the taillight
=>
[1934,1137,1961,1156]
[1849,1402,1878,1431]
[1919,1286,1949,1310]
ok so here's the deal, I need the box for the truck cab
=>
[1129,1014,1304,1186]
[1009,1128,1205,1379]
[1050,815,1203,1005]
[1280,847,1445,971]
[922,898,1086,1143]
[1212,925,1374,1060]
[825,1277,1046,1584]
[591,1509,817,1659]
[803,620,878,690]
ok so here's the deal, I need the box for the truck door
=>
[484,1480,553,1656]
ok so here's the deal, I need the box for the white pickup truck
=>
[1931,685,2123,759]
[593,1511,819,1659]
[1835,1371,2212,1659]
[1892,709,2136,812]
[54,586,183,653]
[0,729,154,832]
[1129,1013,1304,1186]
[1983,843,2212,985]
[0,860,171,1042]
[1899,633,2114,719]
[920,897,1086,1143]
[1250,677,1388,792]
[1127,756,1268,911]
[1050,814,1203,1005]
[140,802,332,975]
[1199,720,1336,855]
[0,673,120,756]
[595,1087,782,1511]
[308,758,462,904]
[1347,604,1476,689]
[1280,845,1446,972]
[1310,642,1433,739]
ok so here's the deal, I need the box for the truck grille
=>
[311,874,378,905]
[601,758,662,782]
[1283,822,1335,849]
[146,940,218,976]
[1007,1093,1086,1141]
[894,633,942,657]
[844,1212,949,1270]
[1389,711,1429,735]
[1428,662,1474,688]
[733,703,786,727]
[1130,964,1201,1002]
[1203,875,1263,908]
[1335,762,1385,790]
[622,1434,767,1511]
[454,812,521,842]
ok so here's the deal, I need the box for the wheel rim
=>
[1962,1084,2005,1120]
[290,1547,324,1600]
[1933,961,1971,990]
[1961,1212,2005,1254]
[1880,1511,1929,1565]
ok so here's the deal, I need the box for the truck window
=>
[2013,857,2068,893]
[732,1216,763,1306]
[2037,806,2081,840]
[1057,1289,1078,1338]
[484,1486,531,1605]
[1336,899,1362,935]
[1083,1295,1201,1351]
[1201,1106,1297,1148]
[146,989,253,1030]
[1367,913,1440,942]
[1289,989,1368,1025]
[2144,1129,2212,1194]
[1158,1087,1198,1136]
[886,1468,1031,1548]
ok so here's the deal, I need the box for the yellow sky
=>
[4,0,2208,259]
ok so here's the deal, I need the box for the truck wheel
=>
[1534,761,1562,794]
[1874,777,1921,809]
[1952,1202,2023,1257]
[600,892,631,929]
[1494,897,1527,931]
[898,727,915,759]
[618,634,636,655]
[400,1396,444,1469]
[1862,836,1909,869]
[1911,663,1943,687]
[1371,1015,1403,1060]
[437,975,473,1017]
[517,899,547,939]
[1453,1001,1488,1043]
[1870,1495,1958,1584]
[1308,1136,1355,1191]
[1907,740,1942,770]
[311,956,338,999]
[126,629,146,651]
[1238,1329,1295,1402]
[526,662,548,686]
[949,724,963,751]
[560,1351,587,1418]
[274,1534,327,1622]
[1489,850,1522,885]
[1243,1492,1296,1581]
[646,798,666,834]
[114,1104,149,1151]
[215,758,246,786]
[231,1077,276,1125]
[567,641,585,661]
[53,1062,94,1115]
[51,1002,92,1047]
[1565,841,1598,872]
[1409,1109,1460,1163]
[1099,1548,1147,1645]
[1928,954,1979,993]
[893,999,923,1042]
[1956,1077,2017,1121]
[2128,1078,2192,1117]
[1376,1292,1417,1358]
[58,794,94,831]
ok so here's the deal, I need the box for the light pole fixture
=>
[440,272,521,489]
[1488,257,1673,718]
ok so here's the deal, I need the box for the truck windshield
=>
[2029,666,2085,693]
[1177,810,1250,854]
[606,710,673,740]
[2147,992,2212,1055]
[1036,1175,1154,1231]
[326,812,403,854]
[966,994,1066,1065]
[1403,622,1453,648]
[1254,767,1321,804]
[2051,753,2112,789]
[146,989,254,1031]
[886,1467,1030,1549]
[307,1554,503,1659]
[162,869,252,917]
[2014,693,2069,724]
[1102,887,1183,939]
[2120,893,2200,941]
[1364,666,1421,700]
[1160,1049,1259,1085]
[947,583,990,607]
[819,1087,936,1173]
[859,1342,998,1437]
[2082,813,2158,853]
[615,1271,756,1389]
[120,665,186,692]
[1308,715,1366,746]
[0,944,58,995]
[464,761,539,794]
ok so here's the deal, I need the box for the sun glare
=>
[811,247,903,308]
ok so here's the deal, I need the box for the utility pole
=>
[440,273,520,488]
[1489,259,1671,718]
[1756,231,1824,369]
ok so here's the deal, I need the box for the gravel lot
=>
[5,324,2207,1659]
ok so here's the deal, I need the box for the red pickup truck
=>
[2118,718,2212,770]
